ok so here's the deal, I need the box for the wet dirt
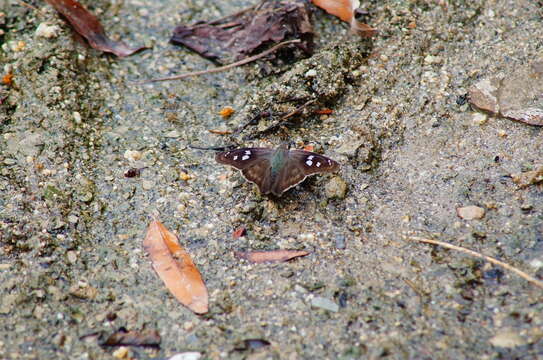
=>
[1,1,542,359]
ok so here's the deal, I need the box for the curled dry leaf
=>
[218,106,235,118]
[235,249,309,263]
[143,219,208,314]
[45,0,146,57]
[311,0,377,37]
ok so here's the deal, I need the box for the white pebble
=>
[35,23,60,39]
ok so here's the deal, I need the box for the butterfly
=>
[215,143,340,196]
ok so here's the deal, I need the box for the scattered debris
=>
[219,106,235,118]
[35,22,61,38]
[456,205,485,220]
[232,227,247,239]
[311,0,376,36]
[45,0,146,57]
[511,165,543,188]
[469,60,543,126]
[143,219,209,314]
[407,236,543,290]
[314,108,333,115]
[101,327,161,348]
[112,346,130,359]
[235,249,309,263]
[311,296,339,312]
[123,167,145,178]
[171,0,314,64]
[233,339,271,351]
[208,128,233,135]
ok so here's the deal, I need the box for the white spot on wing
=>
[327,159,332,165]
[316,162,321,167]
[233,155,238,160]
[242,155,250,160]
[308,155,314,160]
[245,150,251,155]
[306,160,313,166]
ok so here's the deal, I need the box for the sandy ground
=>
[1,0,542,359]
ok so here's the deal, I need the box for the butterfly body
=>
[215,143,339,196]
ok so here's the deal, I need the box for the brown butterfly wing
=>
[289,149,340,175]
[215,148,274,194]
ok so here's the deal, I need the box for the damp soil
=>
[1,1,542,359]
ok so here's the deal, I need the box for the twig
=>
[257,99,317,134]
[407,236,543,290]
[139,39,301,84]
[16,0,46,16]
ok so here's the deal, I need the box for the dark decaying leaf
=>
[171,0,314,64]
[101,327,161,348]
[469,59,543,126]
[233,338,271,351]
[45,0,146,57]
[235,249,310,263]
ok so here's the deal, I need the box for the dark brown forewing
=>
[215,148,273,170]
[289,150,340,175]
[242,159,272,194]
[272,160,307,196]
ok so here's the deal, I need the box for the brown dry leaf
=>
[235,249,309,263]
[143,219,208,314]
[171,0,314,64]
[311,0,377,37]
[45,0,146,57]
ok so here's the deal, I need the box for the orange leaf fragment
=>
[315,108,333,115]
[143,219,208,314]
[218,106,235,118]
[303,144,314,152]
[2,72,13,86]
[311,0,377,37]
[232,227,247,239]
[235,250,310,263]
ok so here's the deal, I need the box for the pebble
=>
[124,149,142,162]
[456,205,485,220]
[325,176,348,199]
[165,130,180,138]
[168,352,202,360]
[112,346,130,359]
[489,329,527,348]
[73,111,82,124]
[68,215,79,224]
[305,69,317,78]
[35,23,60,38]
[311,296,339,312]
[472,112,487,125]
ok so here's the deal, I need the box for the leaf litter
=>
[235,249,310,263]
[170,0,314,65]
[143,219,209,314]
[45,0,146,57]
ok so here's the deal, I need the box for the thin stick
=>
[139,39,301,84]
[407,236,543,290]
[17,0,45,15]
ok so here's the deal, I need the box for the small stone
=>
[79,192,93,203]
[67,251,77,264]
[489,329,528,348]
[469,77,500,114]
[311,297,339,312]
[113,346,130,359]
[325,176,348,199]
[165,130,180,138]
[142,180,154,190]
[335,235,346,249]
[424,55,442,65]
[472,112,487,125]
[305,69,317,78]
[168,352,202,360]
[497,129,507,137]
[35,23,60,38]
[124,150,142,162]
[336,139,365,157]
[73,111,82,124]
[456,205,485,220]
[68,215,79,224]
